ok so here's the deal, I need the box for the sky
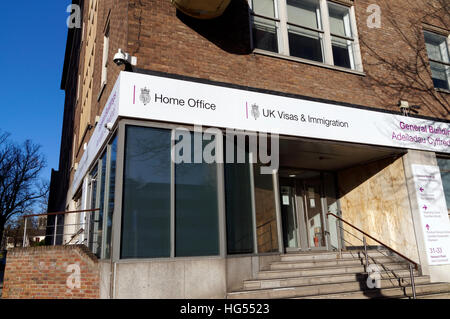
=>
[0,2,71,183]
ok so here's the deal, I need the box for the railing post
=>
[53,215,58,246]
[409,263,416,299]
[22,217,28,247]
[363,236,368,269]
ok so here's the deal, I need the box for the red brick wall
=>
[2,245,99,299]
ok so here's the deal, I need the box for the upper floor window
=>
[424,30,450,91]
[250,0,361,71]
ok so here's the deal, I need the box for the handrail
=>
[327,212,418,270]
[22,208,100,219]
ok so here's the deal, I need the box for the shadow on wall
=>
[176,0,252,55]
[337,156,400,197]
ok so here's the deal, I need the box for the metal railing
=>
[328,212,418,299]
[22,209,100,250]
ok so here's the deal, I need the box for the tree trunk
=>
[0,218,5,250]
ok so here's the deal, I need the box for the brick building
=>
[46,0,450,298]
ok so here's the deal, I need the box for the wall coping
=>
[7,245,98,263]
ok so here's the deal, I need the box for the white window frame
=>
[101,22,110,89]
[424,30,450,91]
[249,0,363,72]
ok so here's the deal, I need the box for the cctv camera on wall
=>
[113,49,137,66]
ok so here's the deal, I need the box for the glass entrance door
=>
[301,175,327,249]
[279,171,329,251]
[280,181,300,251]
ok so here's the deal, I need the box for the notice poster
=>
[412,164,450,265]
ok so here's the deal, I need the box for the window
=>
[101,22,110,88]
[174,131,219,257]
[121,126,221,259]
[250,0,360,70]
[104,136,117,259]
[225,138,254,255]
[121,126,172,259]
[437,157,450,215]
[424,30,450,90]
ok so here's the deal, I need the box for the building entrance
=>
[279,170,333,252]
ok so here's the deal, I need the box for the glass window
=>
[104,136,117,259]
[253,162,279,253]
[121,126,172,259]
[225,138,254,254]
[175,131,219,257]
[287,0,324,62]
[88,165,98,253]
[329,2,354,69]
[250,0,359,70]
[437,158,450,214]
[424,31,450,90]
[251,0,279,53]
[94,152,107,257]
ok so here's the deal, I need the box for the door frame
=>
[277,169,335,253]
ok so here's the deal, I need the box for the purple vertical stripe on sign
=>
[246,102,248,119]
[133,85,136,104]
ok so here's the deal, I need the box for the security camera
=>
[105,122,114,131]
[113,49,137,66]
[113,49,127,66]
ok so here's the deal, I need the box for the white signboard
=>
[119,72,450,154]
[72,78,120,195]
[412,164,450,265]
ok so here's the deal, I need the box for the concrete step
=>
[244,269,420,290]
[280,251,389,262]
[270,256,401,270]
[227,276,431,299]
[295,282,450,299]
[257,262,411,280]
[415,292,450,299]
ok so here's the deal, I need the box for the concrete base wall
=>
[103,254,281,298]
[111,257,227,299]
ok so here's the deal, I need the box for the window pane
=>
[175,132,219,257]
[253,17,278,52]
[95,152,107,257]
[430,61,450,90]
[332,37,353,69]
[225,139,254,255]
[288,26,323,62]
[324,172,340,250]
[88,165,98,253]
[438,158,450,213]
[287,0,321,30]
[437,158,450,172]
[252,0,276,18]
[254,163,279,253]
[121,126,171,259]
[104,136,117,259]
[424,31,450,63]
[328,3,352,38]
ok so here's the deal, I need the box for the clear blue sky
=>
[0,2,71,182]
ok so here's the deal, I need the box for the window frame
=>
[112,119,226,262]
[423,29,450,91]
[249,0,363,73]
